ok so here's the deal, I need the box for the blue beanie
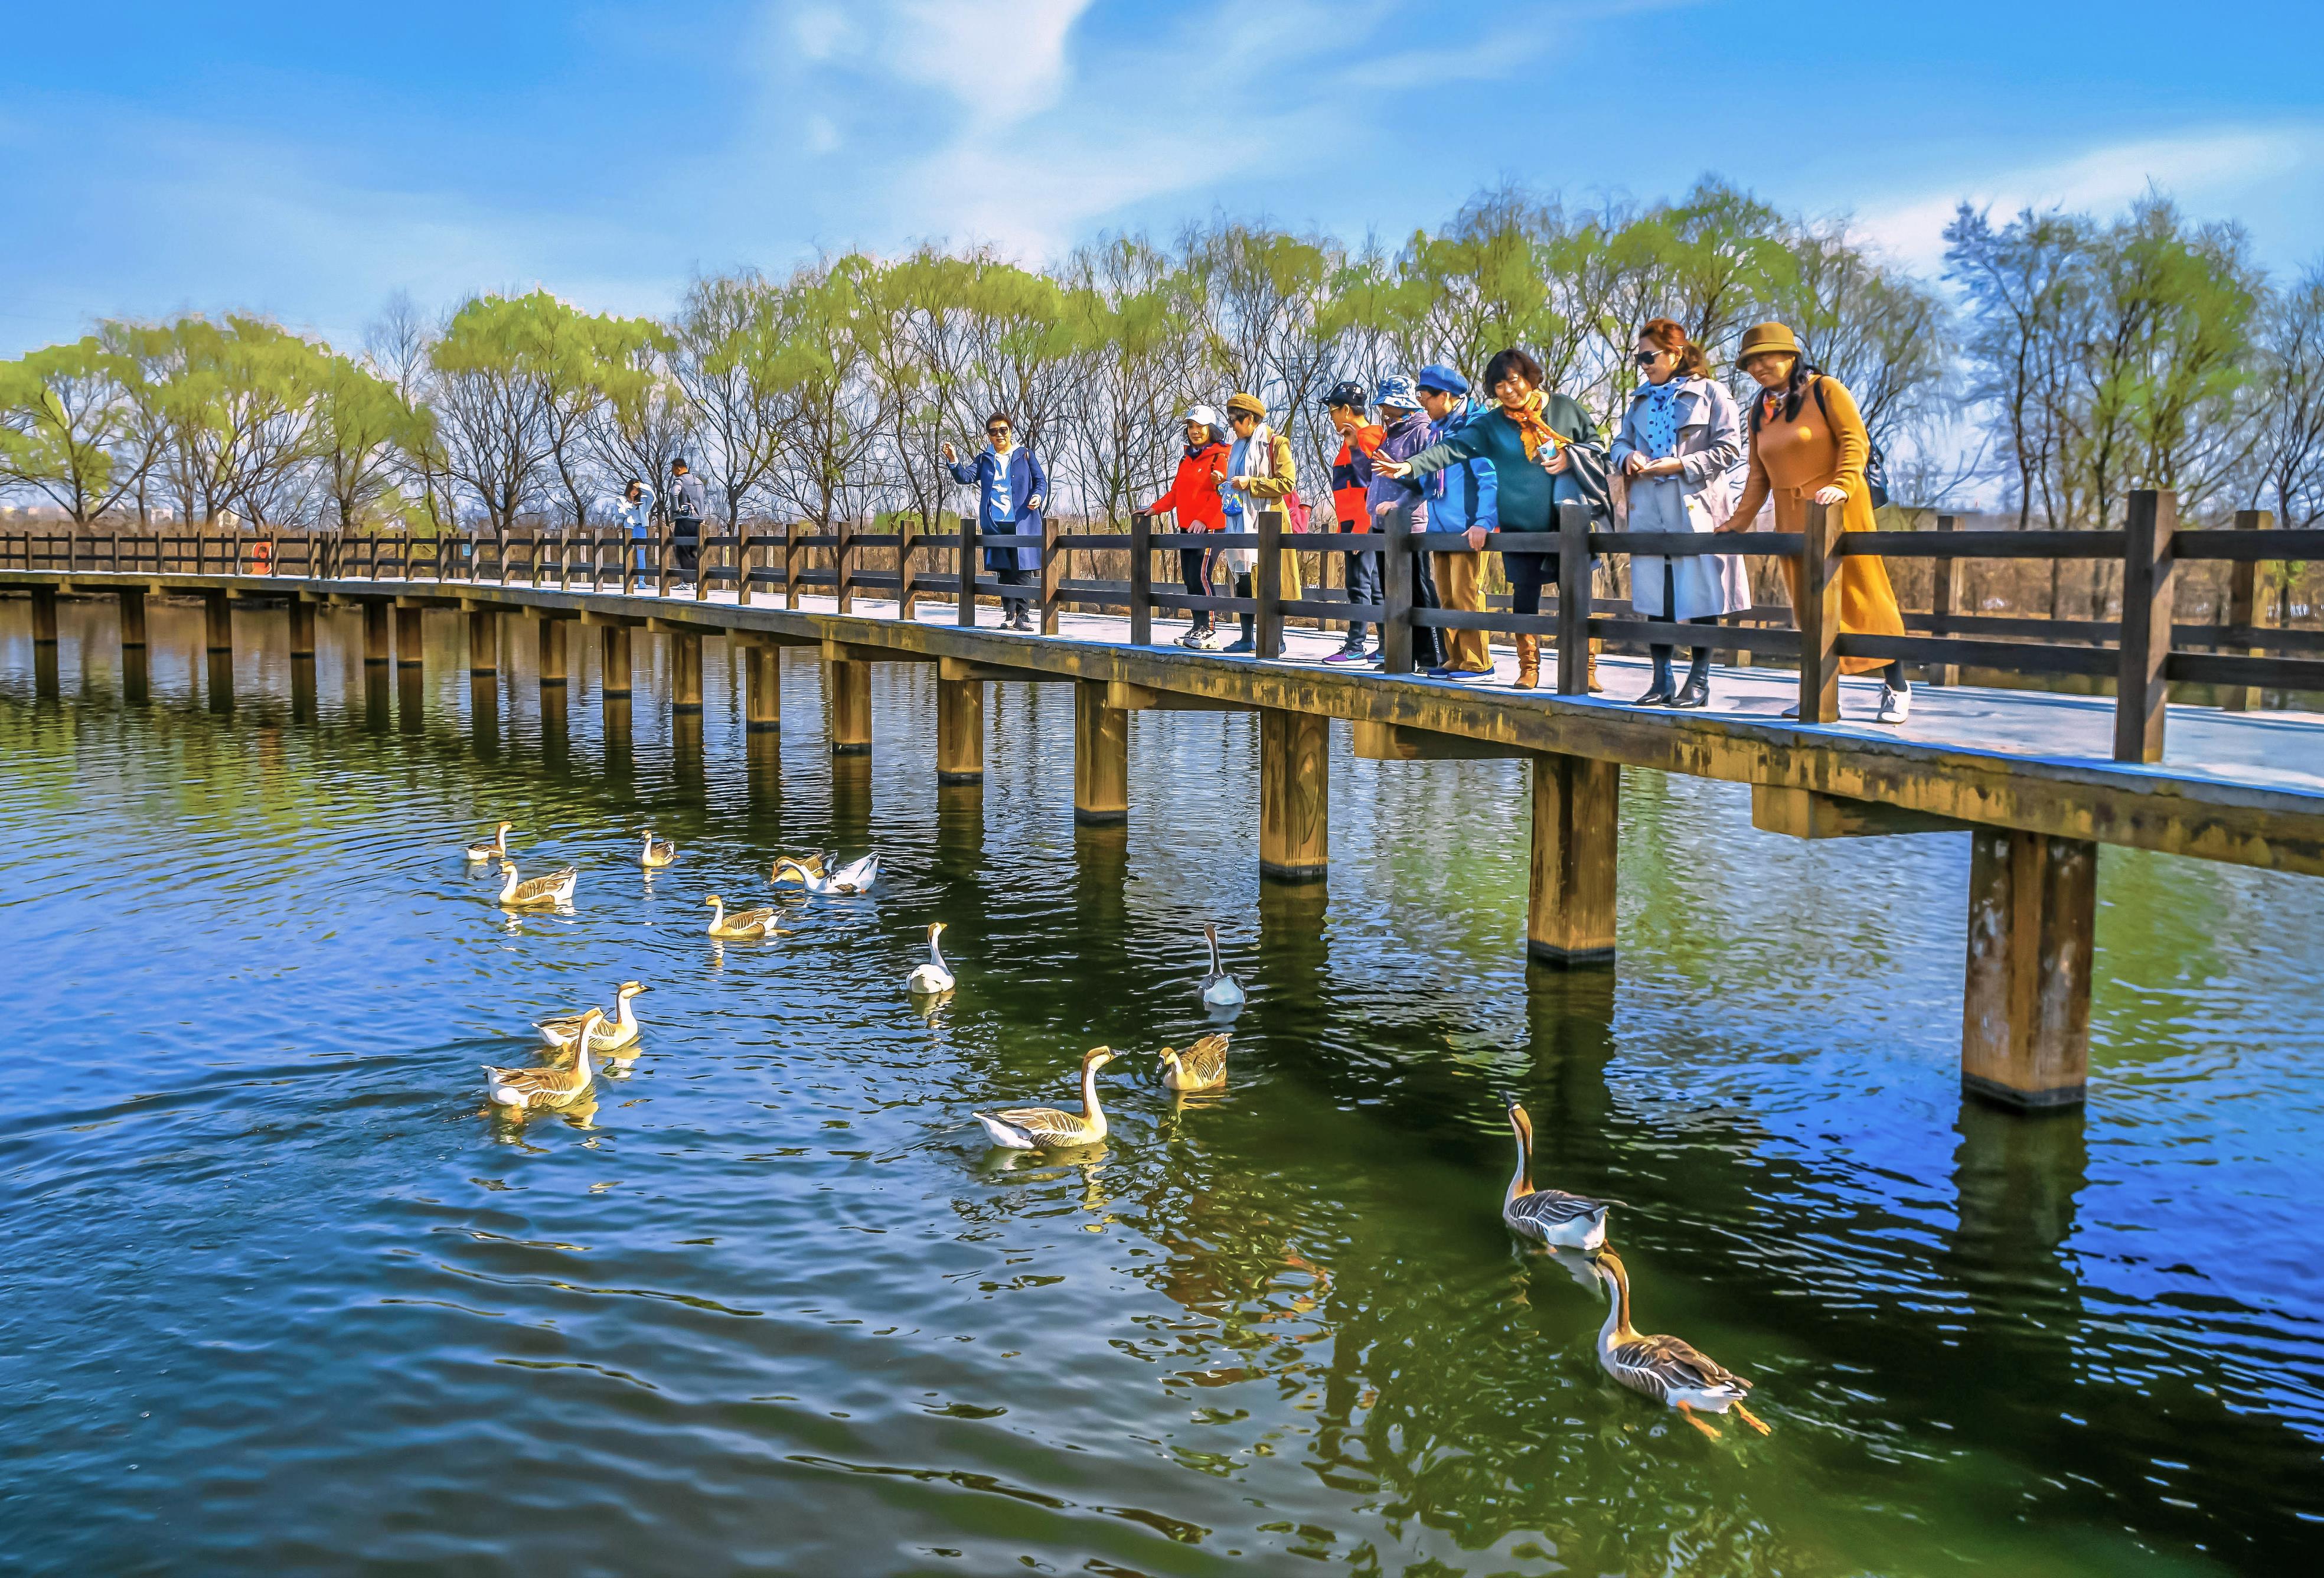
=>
[1373,373,1421,411]
[1414,363,1470,397]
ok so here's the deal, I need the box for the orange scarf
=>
[1500,390,1571,462]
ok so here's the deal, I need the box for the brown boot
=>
[1587,638,1604,693]
[1513,634,1539,690]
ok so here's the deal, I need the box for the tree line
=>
[3,181,2320,546]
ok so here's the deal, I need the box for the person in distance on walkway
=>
[606,477,656,576]
[1716,321,1911,723]
[1321,380,1383,663]
[1366,374,1444,671]
[1216,392,1301,654]
[1376,348,1603,692]
[1143,405,1232,649]
[944,412,1049,631]
[667,457,707,590]
[1610,318,1746,709]
[1414,363,1497,682]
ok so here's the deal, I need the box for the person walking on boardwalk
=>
[945,412,1048,631]
[1376,348,1605,692]
[1144,405,1232,649]
[1322,382,1383,664]
[1716,321,1911,722]
[1414,363,1498,682]
[1611,319,1747,709]
[1216,392,1302,654]
[1366,374,1444,671]
[667,457,707,589]
[607,477,656,576]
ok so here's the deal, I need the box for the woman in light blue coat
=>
[1610,318,1747,708]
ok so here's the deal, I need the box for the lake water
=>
[4,596,2322,1577]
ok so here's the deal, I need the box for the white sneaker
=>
[1875,686,1911,725]
[1198,629,1232,651]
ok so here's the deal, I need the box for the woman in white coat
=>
[1610,318,1747,709]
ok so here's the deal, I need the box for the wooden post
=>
[1380,508,1414,675]
[600,625,632,699]
[736,523,755,608]
[1555,500,1591,694]
[898,514,919,620]
[785,519,802,611]
[1073,680,1129,824]
[1040,512,1062,635]
[467,609,497,678]
[957,510,980,626]
[2115,488,2175,764]
[1962,827,2097,1109]
[1255,507,1284,659]
[363,601,390,669]
[621,530,638,596]
[492,527,508,585]
[835,516,856,614]
[745,641,781,733]
[938,676,984,783]
[828,658,872,755]
[286,598,313,657]
[203,592,232,657]
[29,586,59,645]
[657,529,674,599]
[397,606,425,672]
[1527,752,1619,966]
[1928,513,1963,687]
[537,616,566,690]
[670,631,703,715]
[1128,513,1153,646]
[1796,498,1841,724]
[2221,507,2271,713]
[695,523,712,603]
[1258,708,1329,881]
[118,589,147,650]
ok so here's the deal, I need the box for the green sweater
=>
[1402,393,1597,534]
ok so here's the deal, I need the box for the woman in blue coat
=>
[943,412,1048,630]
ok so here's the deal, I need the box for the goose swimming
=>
[464,821,513,862]
[496,861,577,908]
[1499,1093,1612,1251]
[1591,1249,1768,1439]
[638,829,678,869]
[973,1046,1118,1150]
[1198,922,1245,1009]
[536,981,648,1054]
[1156,1032,1230,1093]
[905,922,955,995]
[703,895,786,941]
[774,853,880,895]
[484,1010,601,1112]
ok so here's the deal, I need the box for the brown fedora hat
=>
[1736,321,1802,366]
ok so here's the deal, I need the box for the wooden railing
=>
[6,489,2319,763]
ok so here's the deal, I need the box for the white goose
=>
[497,861,578,908]
[1499,1093,1612,1251]
[973,1047,1118,1150]
[905,922,955,995]
[1199,922,1246,1009]
[484,1010,600,1113]
[536,981,648,1054]
[775,853,880,896]
[464,821,513,862]
[1591,1249,1769,1439]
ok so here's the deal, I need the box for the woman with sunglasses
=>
[944,412,1048,631]
[1610,318,1746,709]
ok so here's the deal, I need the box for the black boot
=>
[1633,645,1676,706]
[1670,648,1711,709]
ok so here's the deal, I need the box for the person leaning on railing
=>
[1610,318,1747,709]
[1716,321,1912,723]
[1321,381,1383,664]
[1414,363,1498,682]
[944,412,1048,631]
[1376,348,1606,692]
[1365,374,1445,672]
[1216,392,1302,654]
[1143,405,1232,649]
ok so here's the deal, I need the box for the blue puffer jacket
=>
[1425,400,1499,533]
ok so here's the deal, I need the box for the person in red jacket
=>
[1144,405,1231,648]
[1323,380,1382,661]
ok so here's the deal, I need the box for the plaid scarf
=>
[1501,389,1571,462]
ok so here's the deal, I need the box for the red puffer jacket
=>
[1144,442,1230,532]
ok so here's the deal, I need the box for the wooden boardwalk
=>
[7,511,2324,1116]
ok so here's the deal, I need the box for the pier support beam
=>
[286,598,313,657]
[745,642,781,733]
[397,607,425,671]
[204,593,234,713]
[120,590,149,705]
[363,602,389,669]
[599,625,632,699]
[536,616,566,690]
[1074,680,1129,825]
[117,590,147,650]
[670,631,703,716]
[1527,752,1618,966]
[1258,708,1329,881]
[1962,829,2097,1110]
[30,586,59,645]
[466,609,497,678]
[828,658,871,755]
[938,676,984,783]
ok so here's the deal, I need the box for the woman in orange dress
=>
[1718,321,1912,723]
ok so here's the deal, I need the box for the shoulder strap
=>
[1812,376,1830,422]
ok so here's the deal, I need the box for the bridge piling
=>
[466,609,497,679]
[745,642,781,733]
[117,590,146,650]
[30,587,59,646]
[536,615,566,691]
[599,625,631,699]
[1526,753,1619,966]
[937,676,984,783]
[285,598,312,658]
[1073,680,1129,825]
[670,632,703,716]
[1962,829,2096,1109]
[828,658,871,755]
[362,601,389,669]
[1258,708,1329,881]
[203,593,233,713]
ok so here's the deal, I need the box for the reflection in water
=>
[3,595,2323,1576]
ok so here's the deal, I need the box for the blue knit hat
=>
[1414,363,1470,396]
[1373,373,1422,412]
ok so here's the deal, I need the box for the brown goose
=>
[1591,1249,1768,1439]
[973,1047,1117,1150]
[1157,1033,1230,1093]
[1500,1093,1611,1251]
[484,1010,602,1112]
[496,861,577,908]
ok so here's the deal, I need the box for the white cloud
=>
[876,0,1095,128]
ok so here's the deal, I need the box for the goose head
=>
[616,981,649,1000]
[1081,1046,1117,1072]
[1501,1091,1533,1147]
[702,894,725,911]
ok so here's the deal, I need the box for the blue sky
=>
[5,0,2322,356]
